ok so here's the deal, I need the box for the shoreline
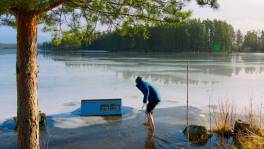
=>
[0,106,216,149]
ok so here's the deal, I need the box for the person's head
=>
[135,76,143,85]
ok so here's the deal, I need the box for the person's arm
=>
[136,82,149,104]
[142,84,149,104]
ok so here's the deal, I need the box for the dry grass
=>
[210,98,264,148]
[244,98,258,127]
[234,99,264,149]
[211,99,236,137]
[235,131,264,149]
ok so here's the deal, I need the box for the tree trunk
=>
[16,11,39,149]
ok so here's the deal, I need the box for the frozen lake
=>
[1,49,264,122]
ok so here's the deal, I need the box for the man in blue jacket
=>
[135,76,161,132]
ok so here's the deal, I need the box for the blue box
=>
[80,98,122,116]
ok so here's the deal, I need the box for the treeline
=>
[41,19,264,53]
[0,43,16,49]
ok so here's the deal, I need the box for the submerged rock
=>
[183,125,212,145]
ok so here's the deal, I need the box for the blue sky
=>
[0,26,51,43]
[0,0,263,43]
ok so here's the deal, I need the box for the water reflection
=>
[41,51,264,86]
[145,130,156,149]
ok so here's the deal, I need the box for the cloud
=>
[185,0,264,33]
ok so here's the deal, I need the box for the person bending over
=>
[135,76,161,132]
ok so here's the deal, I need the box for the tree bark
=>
[16,11,39,149]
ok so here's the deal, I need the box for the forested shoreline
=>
[41,19,264,53]
[0,43,16,49]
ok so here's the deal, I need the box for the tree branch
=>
[84,5,164,24]
[9,6,19,14]
[37,0,66,16]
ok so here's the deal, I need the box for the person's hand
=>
[142,103,146,109]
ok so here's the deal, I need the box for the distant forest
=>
[0,43,16,49]
[41,19,264,53]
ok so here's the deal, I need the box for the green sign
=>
[212,43,221,52]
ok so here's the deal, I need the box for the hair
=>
[135,76,143,84]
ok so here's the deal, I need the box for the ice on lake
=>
[1,49,264,122]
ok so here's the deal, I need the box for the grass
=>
[210,98,264,148]
[235,99,264,149]
[244,98,258,128]
[211,99,236,137]
[235,130,264,149]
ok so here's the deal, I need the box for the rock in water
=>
[234,120,250,134]
[39,111,46,128]
[234,120,262,136]
[183,125,212,145]
[0,111,47,131]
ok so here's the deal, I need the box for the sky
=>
[0,26,51,43]
[187,0,264,32]
[0,0,263,43]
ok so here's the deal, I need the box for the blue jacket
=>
[136,81,161,104]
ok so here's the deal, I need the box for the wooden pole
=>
[186,61,189,148]
[209,97,212,131]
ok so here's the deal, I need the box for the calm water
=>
[1,49,264,121]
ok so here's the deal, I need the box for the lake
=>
[1,49,264,122]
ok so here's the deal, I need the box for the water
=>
[1,49,264,122]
